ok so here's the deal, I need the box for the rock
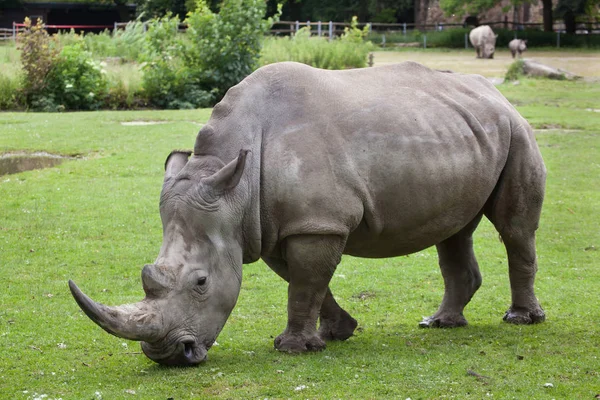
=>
[488,77,505,86]
[522,60,580,80]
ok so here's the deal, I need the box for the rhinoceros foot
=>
[274,332,326,353]
[503,307,545,325]
[418,314,468,328]
[319,309,358,341]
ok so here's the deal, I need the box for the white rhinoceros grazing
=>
[70,61,546,366]
[470,25,498,58]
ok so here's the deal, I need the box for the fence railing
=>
[274,20,600,35]
[4,19,598,42]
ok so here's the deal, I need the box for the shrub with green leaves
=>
[340,16,371,44]
[141,0,278,109]
[44,41,109,111]
[505,59,525,81]
[141,13,214,109]
[18,19,108,111]
[18,17,60,107]
[184,0,279,100]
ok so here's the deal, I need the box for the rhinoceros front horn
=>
[69,280,162,342]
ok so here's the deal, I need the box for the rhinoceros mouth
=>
[141,336,208,366]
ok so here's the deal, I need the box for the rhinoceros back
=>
[198,62,532,257]
[469,25,495,47]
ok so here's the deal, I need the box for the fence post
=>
[382,34,386,48]
[307,20,310,35]
[296,20,300,33]
[557,31,560,48]
[403,22,406,35]
[465,33,468,49]
[12,21,16,40]
[113,22,117,35]
[328,21,333,41]
[317,21,322,37]
[424,34,427,49]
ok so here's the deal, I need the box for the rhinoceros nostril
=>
[183,341,195,359]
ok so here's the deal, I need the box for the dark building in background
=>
[0,1,136,31]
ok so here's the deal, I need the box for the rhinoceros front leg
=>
[272,234,346,353]
[420,214,483,328]
[263,255,358,343]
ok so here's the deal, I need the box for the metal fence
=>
[273,20,600,36]
[4,19,598,42]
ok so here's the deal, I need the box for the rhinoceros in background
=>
[469,25,497,58]
[70,61,546,366]
[509,39,528,58]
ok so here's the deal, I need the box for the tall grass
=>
[261,33,373,69]
[0,43,22,109]
[55,20,147,62]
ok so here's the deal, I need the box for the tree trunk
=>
[542,0,553,32]
[563,11,576,34]
[415,0,430,30]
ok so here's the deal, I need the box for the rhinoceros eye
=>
[197,277,207,286]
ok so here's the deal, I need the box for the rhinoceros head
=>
[483,43,496,59]
[519,39,528,52]
[70,149,249,366]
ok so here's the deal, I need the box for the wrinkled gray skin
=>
[509,39,528,58]
[470,25,497,59]
[70,61,546,366]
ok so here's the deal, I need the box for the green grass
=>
[1,80,599,398]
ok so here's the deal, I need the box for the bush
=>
[18,19,108,111]
[505,59,525,81]
[18,17,60,106]
[184,0,279,100]
[45,41,109,110]
[141,13,214,109]
[141,0,278,109]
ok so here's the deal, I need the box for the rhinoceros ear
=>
[164,150,192,181]
[202,149,249,200]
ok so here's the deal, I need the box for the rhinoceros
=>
[470,25,497,59]
[509,39,528,58]
[69,61,546,366]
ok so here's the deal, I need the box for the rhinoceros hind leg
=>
[484,127,546,325]
[503,306,545,324]
[421,213,484,329]
[319,288,358,341]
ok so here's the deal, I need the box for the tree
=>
[555,0,600,33]
[133,0,221,19]
[439,0,554,32]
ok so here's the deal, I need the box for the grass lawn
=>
[372,48,600,78]
[1,79,599,399]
